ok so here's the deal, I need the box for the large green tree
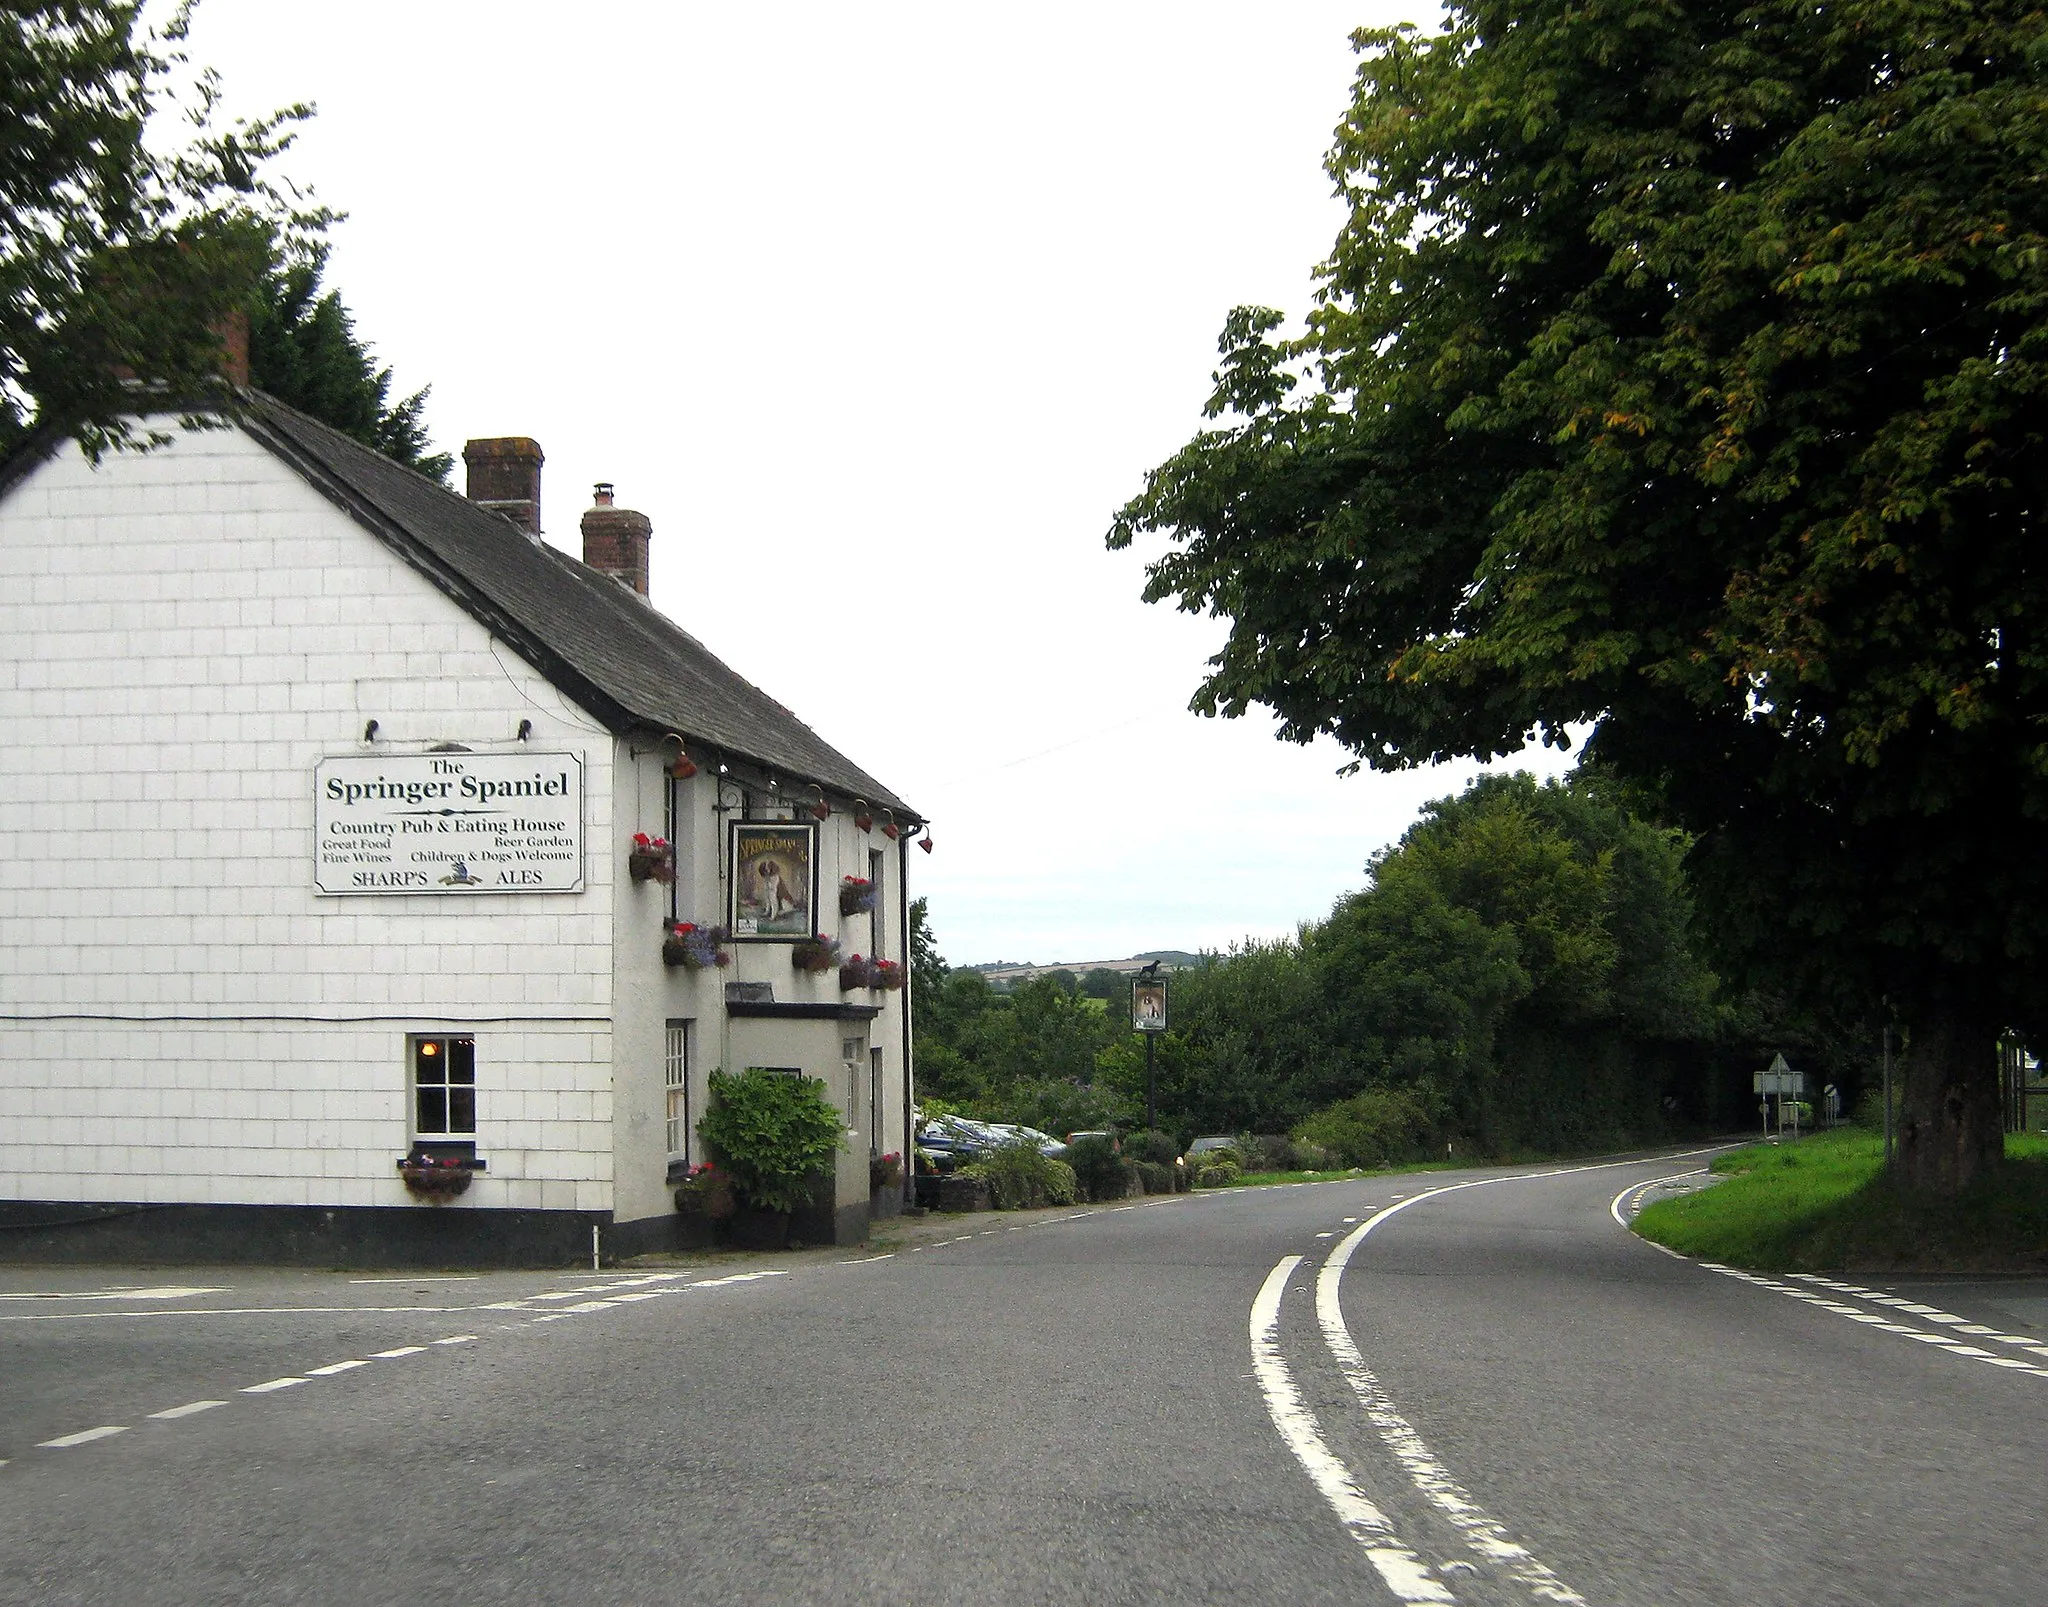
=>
[1111,0,2047,1191]
[2,3,327,457]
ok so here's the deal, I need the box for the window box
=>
[838,954,875,991]
[398,1149,486,1199]
[870,959,905,991]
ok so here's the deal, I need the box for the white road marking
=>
[37,1425,127,1448]
[1249,1256,1453,1603]
[432,1334,478,1345]
[305,1360,370,1376]
[148,1400,226,1420]
[1321,1212,1587,1604]
[242,1377,306,1393]
[1607,1171,1708,1228]
[348,1276,478,1284]
[0,1285,226,1302]
[370,1346,426,1358]
[1691,1267,2048,1379]
[561,1301,617,1314]
[609,1290,667,1302]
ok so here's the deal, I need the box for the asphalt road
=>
[2,1148,2044,1606]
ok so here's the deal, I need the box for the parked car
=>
[917,1116,1004,1172]
[1065,1129,1118,1151]
[984,1122,1068,1157]
[1185,1136,1242,1161]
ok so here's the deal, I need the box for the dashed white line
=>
[148,1400,226,1420]
[37,1425,127,1448]
[1250,1256,1453,1603]
[1694,1266,2048,1379]
[241,1376,306,1393]
[432,1334,478,1345]
[370,1346,426,1359]
[305,1360,370,1376]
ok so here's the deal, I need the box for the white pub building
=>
[0,393,920,1265]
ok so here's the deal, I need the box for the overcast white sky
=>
[184,1,1570,966]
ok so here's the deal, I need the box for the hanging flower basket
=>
[870,959,906,992]
[628,833,676,884]
[869,1151,903,1191]
[839,877,877,917]
[397,1151,484,1199]
[839,954,875,991]
[791,934,841,973]
[663,921,732,970]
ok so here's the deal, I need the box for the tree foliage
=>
[1,2,330,457]
[1111,0,2047,1189]
[916,775,1752,1157]
[248,247,451,480]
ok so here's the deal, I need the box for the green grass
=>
[1633,1127,2048,1272]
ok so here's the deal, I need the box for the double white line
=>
[1249,1153,1721,1603]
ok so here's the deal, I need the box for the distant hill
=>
[968,951,1203,985]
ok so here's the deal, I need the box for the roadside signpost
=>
[1753,1052,1807,1139]
[1133,969,1168,1131]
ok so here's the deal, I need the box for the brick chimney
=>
[463,438,544,535]
[579,482,652,595]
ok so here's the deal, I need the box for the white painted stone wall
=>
[0,422,621,1212]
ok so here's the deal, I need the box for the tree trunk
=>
[1895,1008,2003,1194]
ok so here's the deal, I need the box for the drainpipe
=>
[899,824,916,1211]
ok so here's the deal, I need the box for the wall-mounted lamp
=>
[516,718,533,742]
[879,808,899,841]
[851,799,873,833]
[664,732,698,780]
[804,785,830,822]
[363,719,380,742]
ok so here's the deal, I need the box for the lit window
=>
[413,1035,476,1137]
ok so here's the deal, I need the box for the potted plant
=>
[870,958,905,991]
[791,933,841,973]
[673,1160,737,1220]
[839,876,877,916]
[869,1151,902,1191]
[838,953,875,991]
[695,1068,848,1251]
[397,1149,484,1199]
[663,921,732,970]
[628,832,676,884]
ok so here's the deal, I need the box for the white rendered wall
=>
[0,424,620,1212]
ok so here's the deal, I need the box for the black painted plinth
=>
[0,1199,686,1270]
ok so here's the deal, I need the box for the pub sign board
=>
[729,820,818,939]
[314,753,584,894]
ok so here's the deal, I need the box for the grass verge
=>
[1632,1128,2048,1273]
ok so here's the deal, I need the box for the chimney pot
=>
[580,485,653,596]
[463,437,544,536]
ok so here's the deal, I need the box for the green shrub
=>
[1066,1135,1136,1201]
[1194,1158,1241,1188]
[697,1068,847,1214]
[1126,1129,1180,1166]
[1134,1160,1176,1194]
[1293,1139,1334,1171]
[967,1143,1078,1209]
[1295,1086,1442,1169]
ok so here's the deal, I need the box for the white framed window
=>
[412,1034,477,1138]
[869,848,886,958]
[665,1020,693,1160]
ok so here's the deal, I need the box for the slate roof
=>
[230,392,915,816]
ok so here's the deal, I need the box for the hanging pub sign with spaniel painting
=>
[729,821,818,940]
